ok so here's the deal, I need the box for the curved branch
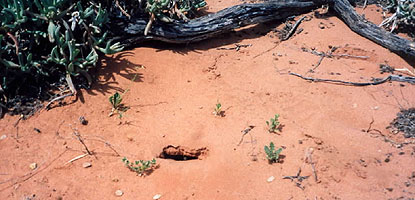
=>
[113,0,318,45]
[331,0,415,58]
[111,0,415,58]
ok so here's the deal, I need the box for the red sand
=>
[1,1,414,199]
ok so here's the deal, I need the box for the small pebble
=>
[153,194,162,199]
[385,188,393,192]
[267,176,275,183]
[79,116,88,125]
[29,163,37,170]
[115,190,123,197]
[384,158,390,163]
[405,181,411,187]
[0,135,6,140]
[82,162,92,168]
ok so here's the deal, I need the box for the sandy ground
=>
[1,1,415,199]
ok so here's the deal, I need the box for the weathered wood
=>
[331,0,415,57]
[113,0,318,45]
[112,0,415,58]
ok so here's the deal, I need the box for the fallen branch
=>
[289,72,415,86]
[114,1,318,45]
[111,0,415,59]
[331,0,415,57]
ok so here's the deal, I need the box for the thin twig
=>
[45,93,74,109]
[237,126,255,146]
[72,128,93,156]
[144,13,155,36]
[305,148,318,182]
[217,44,251,51]
[290,72,415,86]
[65,153,88,165]
[289,72,390,86]
[115,0,131,18]
[363,0,368,10]
[282,167,309,190]
[85,138,121,156]
[282,16,307,41]
[0,149,68,191]
[309,46,338,72]
[332,54,369,59]
[6,32,19,55]
[253,43,279,58]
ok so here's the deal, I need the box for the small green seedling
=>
[264,142,283,163]
[122,157,157,176]
[109,91,129,118]
[266,114,281,133]
[213,102,223,116]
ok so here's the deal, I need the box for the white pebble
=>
[29,163,37,170]
[82,162,92,168]
[115,190,123,197]
[267,176,275,183]
[0,135,6,140]
[153,194,162,199]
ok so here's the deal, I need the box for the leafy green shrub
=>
[266,114,281,133]
[0,0,123,112]
[122,157,157,175]
[264,142,282,163]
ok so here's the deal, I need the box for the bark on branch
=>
[112,0,415,58]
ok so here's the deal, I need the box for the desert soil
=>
[1,1,415,199]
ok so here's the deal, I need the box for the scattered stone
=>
[267,176,275,183]
[153,194,162,199]
[79,116,88,125]
[399,152,405,155]
[384,157,390,163]
[29,163,37,170]
[405,181,411,187]
[0,134,6,140]
[373,106,379,110]
[298,140,303,144]
[385,188,393,192]
[115,190,123,197]
[82,162,92,168]
[33,128,41,133]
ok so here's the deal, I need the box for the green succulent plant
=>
[264,142,283,163]
[266,114,281,133]
[122,157,157,175]
[0,0,123,109]
[380,0,415,31]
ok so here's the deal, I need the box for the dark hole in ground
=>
[159,145,208,161]
[391,108,415,138]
